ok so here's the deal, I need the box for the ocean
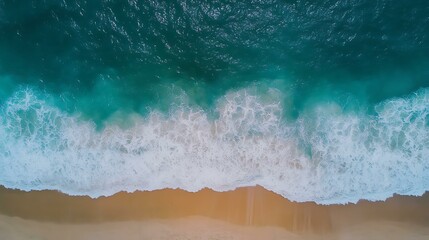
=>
[0,0,429,204]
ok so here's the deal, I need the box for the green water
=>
[0,0,428,124]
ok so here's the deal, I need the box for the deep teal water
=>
[1,0,428,122]
[0,0,429,203]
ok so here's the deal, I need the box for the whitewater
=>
[0,86,428,205]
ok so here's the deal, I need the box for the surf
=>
[0,86,428,204]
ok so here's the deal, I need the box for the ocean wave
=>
[0,87,428,204]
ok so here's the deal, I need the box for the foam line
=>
[0,88,428,204]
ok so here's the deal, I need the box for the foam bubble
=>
[0,87,429,204]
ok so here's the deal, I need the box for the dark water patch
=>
[0,0,428,122]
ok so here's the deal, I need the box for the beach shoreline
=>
[1,186,428,239]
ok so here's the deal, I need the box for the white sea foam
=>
[0,87,428,204]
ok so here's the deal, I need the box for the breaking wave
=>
[0,87,428,204]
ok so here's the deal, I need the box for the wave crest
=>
[1,88,429,204]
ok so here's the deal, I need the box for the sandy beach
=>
[1,186,428,239]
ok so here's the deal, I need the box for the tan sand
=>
[0,186,428,239]
[1,214,429,240]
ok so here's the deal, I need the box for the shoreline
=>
[0,186,429,233]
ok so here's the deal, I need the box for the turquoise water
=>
[0,0,429,204]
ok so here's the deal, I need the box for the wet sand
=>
[0,186,428,239]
